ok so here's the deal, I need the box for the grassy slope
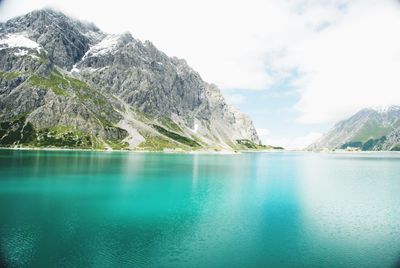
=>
[0,70,130,149]
[235,139,277,150]
[1,71,268,151]
[351,123,393,142]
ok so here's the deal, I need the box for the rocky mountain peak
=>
[3,8,103,69]
[0,9,262,151]
[309,106,400,151]
[368,105,400,114]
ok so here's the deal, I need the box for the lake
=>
[0,150,399,267]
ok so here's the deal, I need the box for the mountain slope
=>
[308,106,400,151]
[0,9,261,151]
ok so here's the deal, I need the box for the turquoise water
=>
[0,150,400,267]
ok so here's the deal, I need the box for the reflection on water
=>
[395,257,400,268]
[0,150,400,267]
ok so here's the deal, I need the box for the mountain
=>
[0,9,262,151]
[308,106,400,151]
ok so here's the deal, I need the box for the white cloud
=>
[0,0,281,90]
[1,0,400,126]
[275,0,400,124]
[0,0,352,92]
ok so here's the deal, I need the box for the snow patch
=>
[0,33,40,50]
[193,123,199,133]
[14,49,29,56]
[70,64,80,73]
[83,31,104,42]
[83,35,119,59]
[71,67,80,73]
[371,105,400,113]
[29,54,40,60]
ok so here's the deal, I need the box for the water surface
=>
[0,150,399,267]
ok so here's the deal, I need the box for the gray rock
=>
[0,8,260,150]
[308,106,400,151]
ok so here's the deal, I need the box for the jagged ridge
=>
[0,9,261,151]
[308,106,400,151]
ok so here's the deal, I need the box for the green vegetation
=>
[65,75,89,89]
[2,70,128,149]
[106,140,129,150]
[362,136,386,150]
[132,109,154,123]
[68,76,105,105]
[158,117,182,132]
[138,131,185,151]
[0,118,110,150]
[235,139,269,150]
[269,145,284,150]
[27,70,103,99]
[352,123,393,142]
[190,134,204,145]
[34,127,97,148]
[96,117,113,128]
[93,115,117,132]
[235,139,282,150]
[34,55,48,64]
[35,126,129,150]
[64,74,118,124]
[340,136,386,151]
[391,144,400,151]
[236,139,259,149]
[0,116,36,146]
[340,141,363,149]
[152,124,200,147]
[28,70,117,124]
[0,71,22,80]
[28,71,69,96]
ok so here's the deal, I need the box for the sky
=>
[1,0,400,149]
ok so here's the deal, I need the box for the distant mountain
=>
[308,106,400,151]
[0,9,262,151]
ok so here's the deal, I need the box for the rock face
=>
[0,9,261,150]
[308,106,400,151]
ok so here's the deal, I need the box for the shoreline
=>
[0,146,275,154]
[0,146,398,155]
